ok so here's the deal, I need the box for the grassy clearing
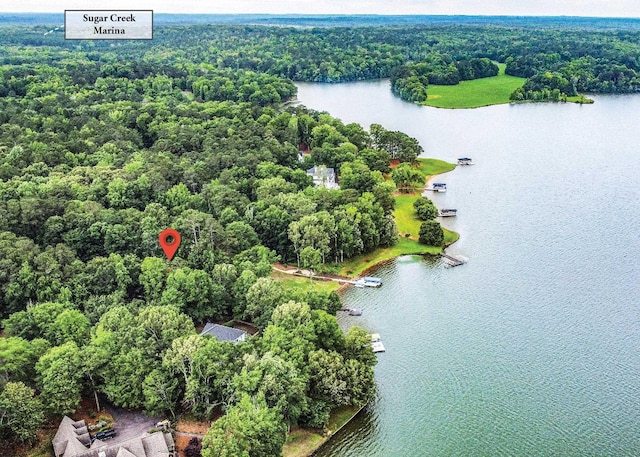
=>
[394,196,458,240]
[283,429,326,457]
[424,63,525,109]
[415,158,457,177]
[327,405,362,432]
[283,405,362,457]
[394,194,422,237]
[339,237,440,276]
[566,94,595,104]
[271,270,341,292]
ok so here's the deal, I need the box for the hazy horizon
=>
[2,1,640,19]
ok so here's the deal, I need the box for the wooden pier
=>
[441,253,467,267]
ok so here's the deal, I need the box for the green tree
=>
[47,309,91,346]
[392,163,425,193]
[233,352,308,426]
[143,368,181,418]
[413,196,438,220]
[244,278,285,329]
[0,337,49,384]
[135,305,195,359]
[101,347,149,408]
[35,341,84,415]
[0,382,45,442]
[300,246,322,278]
[344,326,378,368]
[419,220,444,246]
[225,222,260,255]
[140,256,168,302]
[308,349,349,406]
[232,269,258,318]
[201,394,286,457]
[183,337,240,418]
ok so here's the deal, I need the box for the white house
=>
[306,165,339,189]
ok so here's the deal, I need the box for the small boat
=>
[348,307,363,316]
[457,157,474,165]
[439,208,458,217]
[363,276,382,287]
[426,182,447,193]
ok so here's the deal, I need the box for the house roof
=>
[200,323,246,342]
[115,450,136,457]
[306,165,335,177]
[52,417,174,457]
[53,416,92,457]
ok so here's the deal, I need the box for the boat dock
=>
[273,266,382,288]
[439,208,457,217]
[424,182,447,192]
[339,307,363,316]
[371,333,386,353]
[441,253,468,267]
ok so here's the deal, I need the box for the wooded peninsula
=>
[1,14,640,457]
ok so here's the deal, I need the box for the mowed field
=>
[424,63,525,108]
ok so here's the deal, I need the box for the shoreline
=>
[280,164,458,456]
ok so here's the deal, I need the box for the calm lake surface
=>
[296,80,640,457]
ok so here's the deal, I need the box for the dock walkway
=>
[440,253,467,267]
[273,264,380,287]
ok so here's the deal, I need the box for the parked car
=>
[156,419,170,430]
[92,428,116,441]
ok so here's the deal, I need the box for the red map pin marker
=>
[159,228,181,261]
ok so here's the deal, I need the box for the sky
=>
[4,0,640,18]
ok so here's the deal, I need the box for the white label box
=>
[65,10,153,40]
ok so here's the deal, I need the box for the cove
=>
[296,80,640,457]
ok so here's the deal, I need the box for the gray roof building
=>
[52,416,174,457]
[200,323,246,343]
[306,165,339,189]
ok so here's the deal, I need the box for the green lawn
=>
[339,236,441,276]
[415,158,457,177]
[283,405,362,457]
[271,270,341,293]
[424,63,525,109]
[394,194,423,237]
[283,429,325,457]
[393,195,458,242]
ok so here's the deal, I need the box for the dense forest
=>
[2,16,640,455]
[0,26,417,456]
[3,19,640,101]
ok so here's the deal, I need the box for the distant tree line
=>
[391,56,498,102]
[3,22,640,103]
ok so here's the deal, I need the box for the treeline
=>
[0,37,422,454]
[391,56,498,103]
[4,22,640,103]
[4,22,640,99]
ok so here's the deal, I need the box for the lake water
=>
[296,80,640,457]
